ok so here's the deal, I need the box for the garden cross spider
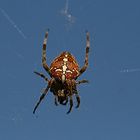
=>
[33,30,90,114]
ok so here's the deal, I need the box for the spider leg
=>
[76,79,89,85]
[61,97,68,105]
[54,95,58,106]
[33,85,50,114]
[42,30,51,75]
[76,95,80,108]
[34,71,49,82]
[78,31,90,77]
[67,96,73,114]
[73,89,81,108]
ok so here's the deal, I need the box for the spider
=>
[33,30,90,114]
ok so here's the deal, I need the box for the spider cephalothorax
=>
[33,30,90,114]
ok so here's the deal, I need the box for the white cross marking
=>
[61,57,68,82]
[62,74,65,83]
[55,69,62,72]
[62,65,67,73]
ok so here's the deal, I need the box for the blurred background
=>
[0,0,140,139]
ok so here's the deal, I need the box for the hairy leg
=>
[61,97,68,105]
[73,88,81,108]
[34,71,49,82]
[54,95,58,106]
[75,95,80,108]
[67,95,73,114]
[76,79,89,85]
[33,85,50,114]
[78,31,90,76]
[42,30,51,75]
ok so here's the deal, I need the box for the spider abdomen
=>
[50,51,79,81]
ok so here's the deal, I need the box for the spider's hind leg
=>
[78,31,90,77]
[42,30,51,75]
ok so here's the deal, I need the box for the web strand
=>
[0,8,27,39]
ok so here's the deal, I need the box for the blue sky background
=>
[0,0,140,139]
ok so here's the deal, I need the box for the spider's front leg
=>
[74,88,80,108]
[78,31,90,77]
[42,30,51,75]
[73,87,80,108]
[33,85,50,114]
[61,97,68,105]
[54,95,58,106]
[75,94,80,108]
[67,95,73,114]
[33,78,54,114]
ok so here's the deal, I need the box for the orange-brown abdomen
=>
[50,52,79,81]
